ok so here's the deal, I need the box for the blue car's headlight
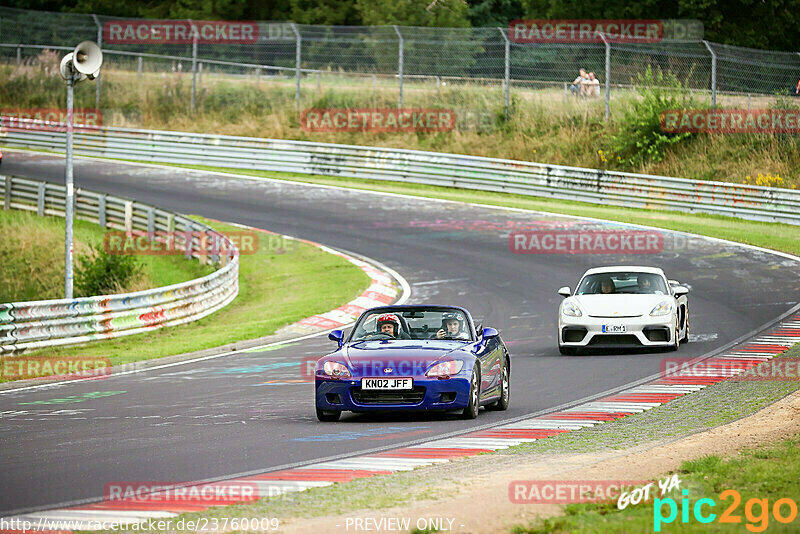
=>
[425,360,464,379]
[562,301,582,317]
[322,361,351,379]
[650,300,673,316]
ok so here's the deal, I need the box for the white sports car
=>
[557,266,689,355]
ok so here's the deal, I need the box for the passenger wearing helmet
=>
[436,312,469,340]
[375,313,401,338]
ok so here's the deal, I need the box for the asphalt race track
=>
[2,150,799,515]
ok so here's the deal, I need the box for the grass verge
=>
[12,216,370,373]
[515,433,800,533]
[0,208,212,302]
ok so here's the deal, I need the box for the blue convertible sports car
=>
[315,305,511,421]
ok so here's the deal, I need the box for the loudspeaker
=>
[59,41,103,81]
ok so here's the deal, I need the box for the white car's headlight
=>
[562,301,582,317]
[650,300,673,316]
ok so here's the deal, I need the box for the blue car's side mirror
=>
[328,329,344,347]
[482,327,499,340]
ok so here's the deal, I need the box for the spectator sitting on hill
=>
[570,68,587,96]
[587,72,601,97]
[795,77,800,95]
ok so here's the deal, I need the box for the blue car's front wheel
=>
[461,368,480,419]
[316,407,341,422]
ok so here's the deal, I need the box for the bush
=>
[76,244,143,297]
[608,66,697,167]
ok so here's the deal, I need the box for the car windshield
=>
[350,308,474,341]
[576,272,668,295]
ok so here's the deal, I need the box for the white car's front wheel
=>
[668,319,680,351]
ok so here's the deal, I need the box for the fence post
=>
[703,40,716,109]
[98,194,106,228]
[124,201,133,233]
[4,176,11,210]
[601,34,610,121]
[92,14,102,111]
[184,221,193,260]
[190,19,198,113]
[198,62,203,85]
[498,27,510,117]
[137,56,142,78]
[393,25,404,108]
[37,182,46,217]
[290,23,301,107]
[16,46,21,65]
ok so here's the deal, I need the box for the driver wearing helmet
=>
[375,313,401,338]
[436,311,469,340]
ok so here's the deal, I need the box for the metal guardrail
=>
[2,117,799,226]
[0,174,239,354]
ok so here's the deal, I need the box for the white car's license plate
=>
[362,377,413,390]
[602,324,627,333]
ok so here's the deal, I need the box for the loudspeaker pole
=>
[65,74,75,298]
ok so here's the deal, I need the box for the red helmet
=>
[376,313,401,336]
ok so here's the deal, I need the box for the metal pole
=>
[191,21,198,113]
[137,55,142,78]
[16,46,21,65]
[394,25,404,108]
[92,14,102,111]
[702,40,716,109]
[65,76,75,299]
[602,34,610,121]
[291,23,301,106]
[498,27,510,117]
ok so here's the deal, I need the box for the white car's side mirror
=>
[557,286,571,297]
[673,286,689,297]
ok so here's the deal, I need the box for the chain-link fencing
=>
[1,6,799,125]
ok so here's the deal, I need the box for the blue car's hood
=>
[341,339,473,377]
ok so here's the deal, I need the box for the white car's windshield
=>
[351,308,473,341]
[576,272,668,295]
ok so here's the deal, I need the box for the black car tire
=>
[461,368,480,419]
[487,362,510,411]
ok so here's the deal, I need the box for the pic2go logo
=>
[654,489,798,532]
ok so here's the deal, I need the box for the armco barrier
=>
[0,175,239,354]
[2,117,799,225]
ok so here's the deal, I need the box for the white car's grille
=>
[588,314,642,318]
